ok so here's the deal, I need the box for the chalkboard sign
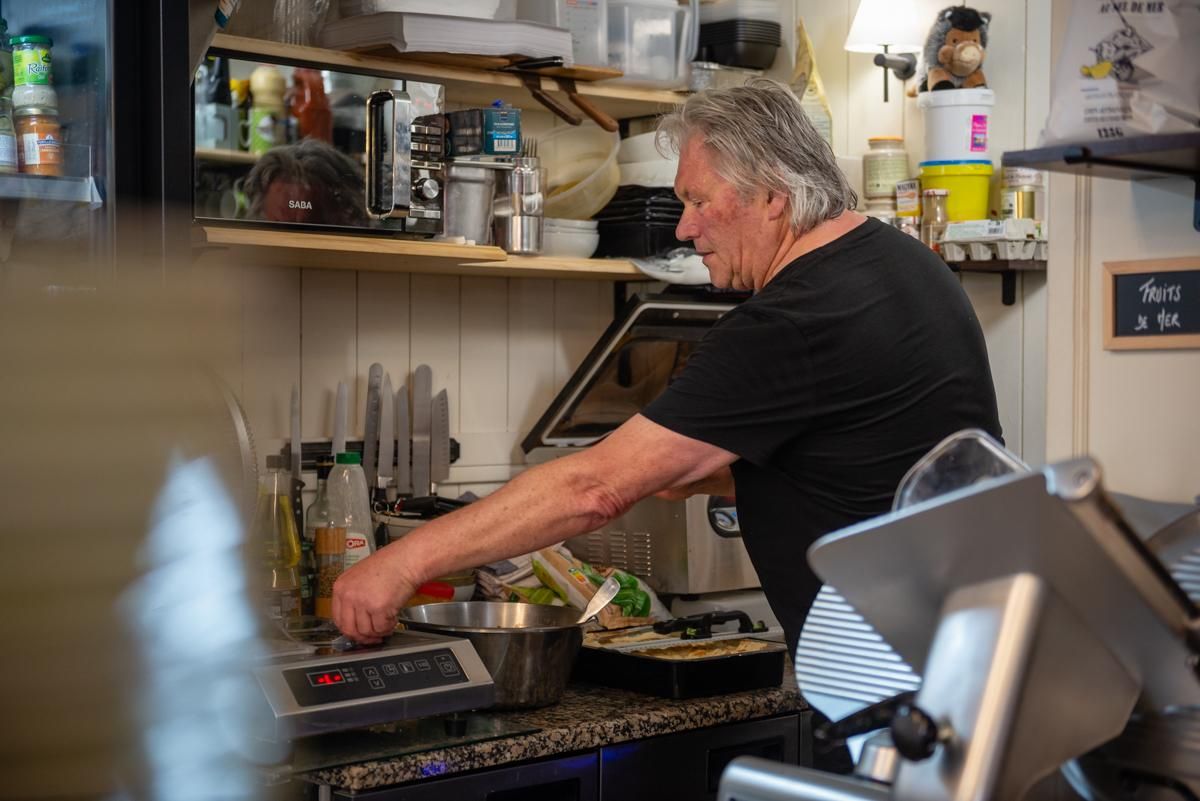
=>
[1104,258,1200,350]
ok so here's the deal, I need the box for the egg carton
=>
[941,218,1046,262]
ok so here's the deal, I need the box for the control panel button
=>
[399,661,416,674]
[435,654,460,677]
[382,663,399,676]
[415,659,431,671]
[368,677,385,690]
[364,666,380,679]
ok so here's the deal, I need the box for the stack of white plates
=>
[543,217,600,258]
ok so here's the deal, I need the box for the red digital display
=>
[306,669,346,688]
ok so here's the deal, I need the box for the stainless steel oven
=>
[522,295,760,595]
[193,51,445,236]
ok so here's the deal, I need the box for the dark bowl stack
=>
[697,19,782,70]
[594,186,687,259]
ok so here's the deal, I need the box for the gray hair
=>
[657,78,856,234]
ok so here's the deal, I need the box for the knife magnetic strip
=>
[276,440,459,473]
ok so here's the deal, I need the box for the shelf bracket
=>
[1002,272,1016,306]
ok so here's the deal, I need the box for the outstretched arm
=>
[332,413,737,642]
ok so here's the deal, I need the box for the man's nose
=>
[676,207,698,243]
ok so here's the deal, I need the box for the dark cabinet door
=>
[333,752,599,801]
[599,714,801,801]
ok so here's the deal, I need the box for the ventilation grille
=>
[579,530,653,578]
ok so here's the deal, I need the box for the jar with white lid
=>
[862,136,909,200]
[1000,166,1045,222]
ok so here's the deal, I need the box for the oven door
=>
[193,50,444,236]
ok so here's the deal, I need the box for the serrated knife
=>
[332,381,347,456]
[431,388,450,490]
[363,363,384,489]
[411,364,432,498]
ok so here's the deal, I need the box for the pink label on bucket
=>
[970,114,988,152]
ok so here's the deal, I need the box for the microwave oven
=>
[193,53,445,236]
[522,294,760,595]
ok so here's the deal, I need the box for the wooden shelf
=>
[209,34,686,121]
[197,225,643,280]
[1003,133,1200,230]
[196,148,259,166]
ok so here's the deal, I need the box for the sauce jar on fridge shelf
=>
[11,35,56,111]
[0,97,18,174]
[15,106,62,176]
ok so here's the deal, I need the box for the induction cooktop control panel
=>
[283,647,467,707]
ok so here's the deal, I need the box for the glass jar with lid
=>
[15,106,63,176]
[0,97,17,174]
[11,35,57,112]
[921,188,950,252]
[862,136,909,200]
[0,19,12,100]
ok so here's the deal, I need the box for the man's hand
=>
[331,543,419,644]
[654,465,735,501]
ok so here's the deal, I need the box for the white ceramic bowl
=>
[545,217,599,231]
[542,228,601,258]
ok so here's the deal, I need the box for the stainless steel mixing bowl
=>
[399,602,583,708]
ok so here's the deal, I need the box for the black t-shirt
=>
[642,218,1002,654]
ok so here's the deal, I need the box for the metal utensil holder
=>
[494,156,544,255]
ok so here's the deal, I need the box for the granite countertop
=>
[302,669,804,792]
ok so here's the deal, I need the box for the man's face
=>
[673,137,780,291]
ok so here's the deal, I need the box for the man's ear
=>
[765,191,789,221]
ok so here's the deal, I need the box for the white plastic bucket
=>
[916,88,995,163]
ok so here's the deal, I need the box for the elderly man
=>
[333,79,1001,660]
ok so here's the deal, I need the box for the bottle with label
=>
[314,526,346,619]
[0,20,13,101]
[253,454,303,621]
[302,458,337,616]
[0,97,18,174]
[863,136,909,200]
[248,65,286,155]
[289,68,332,144]
[230,78,253,151]
[328,452,375,570]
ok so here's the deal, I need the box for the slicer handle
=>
[890,702,943,761]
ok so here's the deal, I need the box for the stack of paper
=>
[320,12,574,66]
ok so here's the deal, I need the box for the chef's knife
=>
[332,381,347,456]
[290,384,304,534]
[411,364,432,499]
[430,388,450,490]
[395,384,411,495]
[378,374,395,496]
[363,363,384,489]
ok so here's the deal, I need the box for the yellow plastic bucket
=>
[918,160,993,221]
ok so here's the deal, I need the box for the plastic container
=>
[248,65,287,155]
[919,160,993,221]
[328,451,375,570]
[608,0,698,88]
[539,122,619,219]
[862,136,909,200]
[699,0,780,24]
[916,87,994,162]
[595,220,685,257]
[516,0,608,67]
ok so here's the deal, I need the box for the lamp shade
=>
[844,0,925,53]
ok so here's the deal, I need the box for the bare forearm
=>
[380,453,629,589]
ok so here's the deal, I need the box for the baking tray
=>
[572,637,787,699]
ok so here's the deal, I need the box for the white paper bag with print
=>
[1041,0,1200,145]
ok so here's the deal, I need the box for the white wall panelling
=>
[301,269,356,439]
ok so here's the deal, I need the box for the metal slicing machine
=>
[719,431,1200,801]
